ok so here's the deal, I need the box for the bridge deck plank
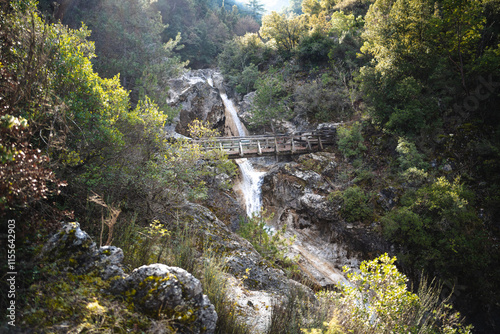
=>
[192,132,335,159]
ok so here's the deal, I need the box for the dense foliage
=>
[303,254,472,334]
[0,1,236,326]
[3,0,500,331]
[215,0,500,329]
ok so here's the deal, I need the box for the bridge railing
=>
[192,130,336,158]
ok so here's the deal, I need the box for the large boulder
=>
[167,69,226,136]
[112,264,217,334]
[38,223,217,333]
[38,222,126,278]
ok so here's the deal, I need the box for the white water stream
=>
[220,93,266,217]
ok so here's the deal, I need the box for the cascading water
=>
[220,93,265,217]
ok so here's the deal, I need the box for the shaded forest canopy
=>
[1,0,500,332]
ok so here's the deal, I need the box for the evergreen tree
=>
[248,0,265,20]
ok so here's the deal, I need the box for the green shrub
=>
[238,212,298,276]
[396,137,427,171]
[249,69,293,133]
[401,167,429,187]
[334,254,472,334]
[294,78,353,122]
[382,176,491,285]
[301,254,472,334]
[296,31,335,66]
[337,122,367,159]
[339,186,372,222]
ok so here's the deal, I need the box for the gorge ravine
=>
[166,69,368,289]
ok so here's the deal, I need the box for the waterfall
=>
[220,93,265,217]
[220,93,246,137]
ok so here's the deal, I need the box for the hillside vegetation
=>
[218,0,500,329]
[1,0,499,332]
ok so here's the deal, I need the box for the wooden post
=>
[291,137,295,153]
[318,136,323,150]
[275,137,279,154]
[306,137,312,151]
[239,141,244,157]
[257,141,262,155]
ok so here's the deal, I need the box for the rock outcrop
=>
[260,152,388,288]
[168,202,292,293]
[163,202,315,332]
[39,222,218,334]
[112,264,217,334]
[166,70,226,136]
[37,221,124,277]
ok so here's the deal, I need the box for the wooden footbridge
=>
[193,130,336,159]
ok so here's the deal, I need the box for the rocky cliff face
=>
[166,69,226,136]
[166,69,250,138]
[260,152,389,288]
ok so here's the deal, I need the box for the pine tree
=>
[248,0,265,20]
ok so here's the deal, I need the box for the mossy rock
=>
[112,264,217,334]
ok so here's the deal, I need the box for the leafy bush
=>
[338,186,372,222]
[235,64,259,94]
[294,78,353,122]
[238,212,298,275]
[396,137,427,171]
[333,254,472,334]
[218,33,273,91]
[300,254,472,334]
[401,167,429,187]
[249,69,293,133]
[382,176,491,287]
[337,122,367,158]
[296,31,335,66]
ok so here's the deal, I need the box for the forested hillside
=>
[1,0,499,332]
[218,0,500,330]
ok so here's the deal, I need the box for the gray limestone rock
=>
[167,69,226,136]
[238,91,256,125]
[171,202,291,293]
[95,246,125,280]
[112,264,217,334]
[37,221,97,272]
[377,187,398,211]
[299,193,337,221]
